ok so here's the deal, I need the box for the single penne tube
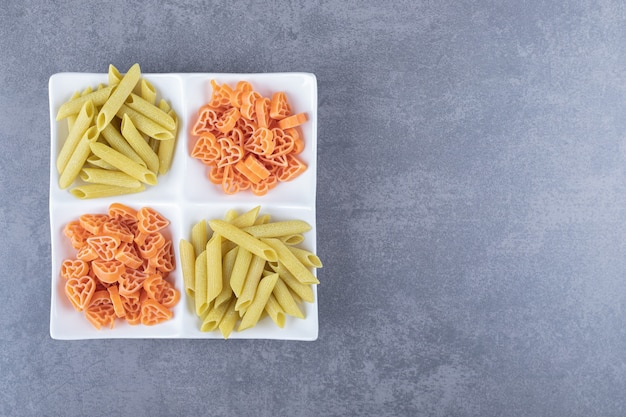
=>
[254,214,271,225]
[65,91,81,130]
[140,79,157,104]
[229,247,252,297]
[261,238,319,284]
[190,219,207,257]
[229,206,261,228]
[264,294,286,328]
[200,298,230,332]
[290,288,303,305]
[85,155,117,170]
[278,234,305,246]
[208,219,277,262]
[272,277,304,319]
[56,100,95,173]
[235,254,266,314]
[194,250,210,317]
[69,183,145,199]
[157,108,178,175]
[79,168,142,188]
[220,209,246,255]
[107,64,122,86]
[205,234,223,304]
[125,93,177,130]
[157,138,175,175]
[286,246,323,268]
[213,246,237,309]
[157,98,171,112]
[56,86,114,120]
[100,123,146,167]
[179,239,196,297]
[218,298,239,339]
[59,126,99,189]
[148,137,160,155]
[242,220,312,238]
[116,104,174,140]
[96,63,141,131]
[89,142,157,185]
[224,209,239,221]
[120,114,160,173]
[239,273,279,331]
[269,262,315,303]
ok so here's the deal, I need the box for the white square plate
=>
[49,71,318,340]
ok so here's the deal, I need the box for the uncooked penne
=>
[286,246,323,269]
[213,246,237,309]
[208,219,277,262]
[242,220,311,238]
[190,219,208,258]
[194,250,210,317]
[107,64,123,86]
[218,298,239,338]
[79,168,142,189]
[85,155,117,170]
[200,299,230,332]
[140,79,157,104]
[89,142,157,185]
[179,239,196,297]
[264,294,286,328]
[116,104,174,140]
[229,206,261,228]
[235,254,266,314]
[100,122,146,167]
[56,99,95,173]
[59,126,100,189]
[278,234,305,246]
[96,63,141,131]
[56,86,114,120]
[239,273,279,331]
[262,238,319,285]
[205,234,223,304]
[125,93,176,131]
[120,114,159,173]
[69,183,145,199]
[269,261,315,303]
[229,247,252,298]
[157,108,178,174]
[272,277,304,319]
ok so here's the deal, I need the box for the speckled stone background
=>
[2,1,626,416]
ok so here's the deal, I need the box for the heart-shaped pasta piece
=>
[65,275,97,311]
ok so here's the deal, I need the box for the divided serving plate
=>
[48,71,318,340]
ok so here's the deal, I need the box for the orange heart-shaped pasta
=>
[65,275,97,311]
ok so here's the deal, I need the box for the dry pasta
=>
[125,93,176,131]
[58,126,99,189]
[79,168,142,188]
[205,234,223,304]
[89,142,157,185]
[96,63,141,131]
[182,207,322,338]
[56,100,95,173]
[120,114,160,173]
[54,63,178,198]
[69,183,146,199]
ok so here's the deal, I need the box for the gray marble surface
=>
[1,1,626,416]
